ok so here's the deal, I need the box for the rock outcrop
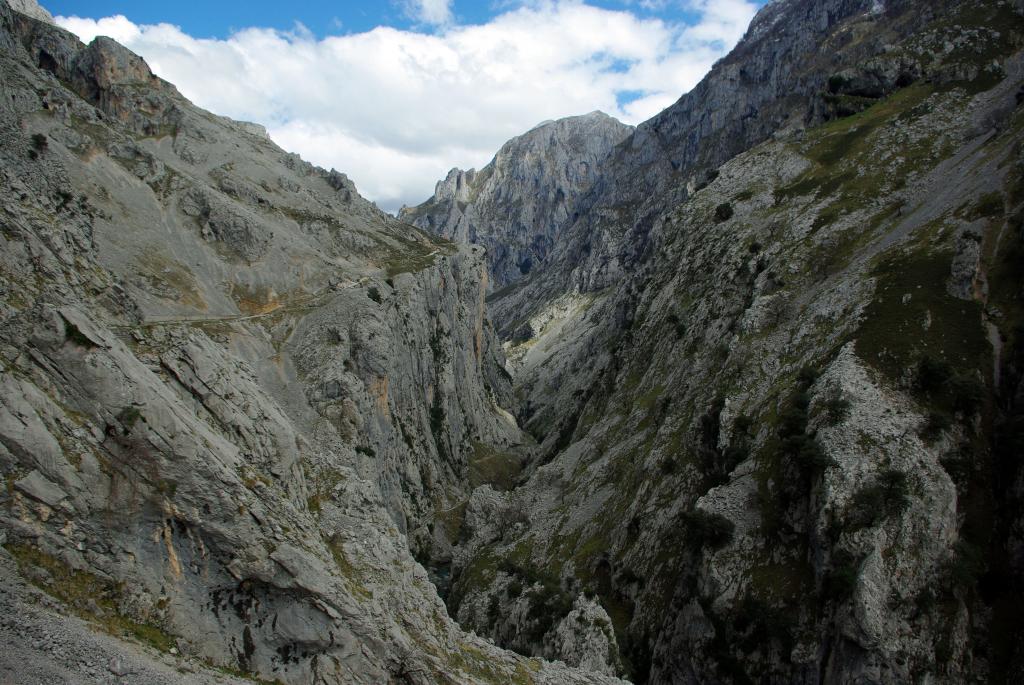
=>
[401,112,632,290]
[5,0,1024,682]
[0,2,626,683]
[413,0,1024,683]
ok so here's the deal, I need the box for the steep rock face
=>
[0,3,624,684]
[484,0,979,341]
[7,0,49,23]
[444,1,1024,683]
[493,0,1011,456]
[401,112,632,290]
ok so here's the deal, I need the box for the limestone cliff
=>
[415,0,1024,682]
[401,112,632,291]
[0,2,625,683]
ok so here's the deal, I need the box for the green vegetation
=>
[846,468,911,530]
[778,387,833,473]
[776,83,938,240]
[855,249,989,395]
[469,441,523,491]
[429,393,447,461]
[138,251,205,309]
[117,406,143,435]
[823,553,861,602]
[822,389,850,425]
[714,203,734,222]
[5,543,176,651]
[970,192,1004,220]
[326,539,372,600]
[378,230,455,278]
[680,509,735,550]
[666,312,686,339]
[28,133,47,159]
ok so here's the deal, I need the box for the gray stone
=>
[107,656,130,677]
[14,470,68,507]
[7,0,51,23]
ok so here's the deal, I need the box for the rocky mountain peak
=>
[401,111,632,289]
[3,0,1024,683]
[8,0,51,24]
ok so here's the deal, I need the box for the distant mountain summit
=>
[400,111,632,289]
[8,0,51,23]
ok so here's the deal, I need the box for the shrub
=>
[847,468,911,529]
[916,355,953,394]
[920,411,952,442]
[796,366,820,389]
[949,374,985,414]
[681,509,735,550]
[714,203,734,222]
[972,192,1004,219]
[525,580,574,642]
[366,286,382,304]
[778,381,834,472]
[666,312,686,339]
[914,355,986,417]
[733,414,753,436]
[722,443,750,471]
[29,133,48,159]
[117,406,143,435]
[793,436,833,470]
[944,540,985,587]
[823,390,851,425]
[823,558,860,601]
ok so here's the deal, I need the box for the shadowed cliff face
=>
[401,112,632,291]
[412,0,1024,682]
[0,2,630,683]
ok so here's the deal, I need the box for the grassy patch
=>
[469,441,524,491]
[776,83,936,213]
[855,248,989,386]
[325,539,372,600]
[5,543,175,652]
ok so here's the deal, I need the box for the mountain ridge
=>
[2,0,1024,683]
[400,110,632,290]
[0,1,627,682]
[412,0,1024,682]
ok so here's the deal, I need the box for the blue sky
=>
[48,1,714,39]
[53,1,768,212]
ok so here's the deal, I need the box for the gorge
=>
[2,0,1023,683]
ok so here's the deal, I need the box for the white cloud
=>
[405,0,454,26]
[56,1,759,213]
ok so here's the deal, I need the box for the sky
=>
[49,0,768,213]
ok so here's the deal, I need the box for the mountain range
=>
[1,0,1022,683]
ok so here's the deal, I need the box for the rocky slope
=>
[400,112,632,292]
[0,2,626,683]
[413,0,1024,682]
